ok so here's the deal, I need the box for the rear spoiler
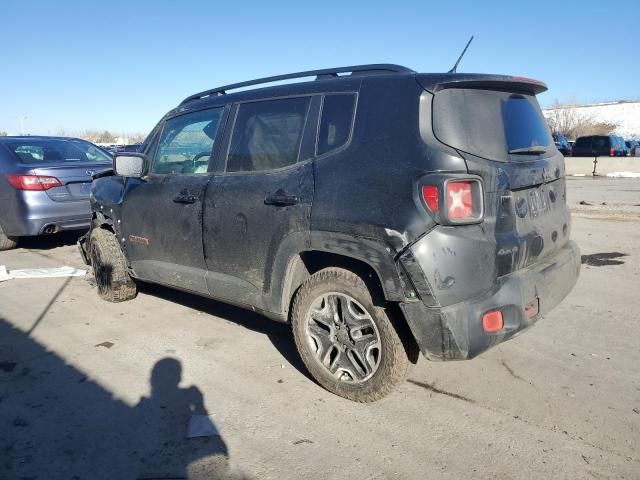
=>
[417,73,548,95]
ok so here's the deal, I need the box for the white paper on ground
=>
[0,266,11,282]
[0,265,87,282]
[606,171,640,178]
[187,414,222,438]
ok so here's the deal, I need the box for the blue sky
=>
[0,0,636,136]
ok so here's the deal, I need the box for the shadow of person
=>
[132,358,229,480]
[0,317,242,479]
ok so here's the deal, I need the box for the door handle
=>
[264,191,299,207]
[173,192,198,204]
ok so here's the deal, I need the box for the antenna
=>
[448,36,474,73]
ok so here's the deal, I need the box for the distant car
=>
[0,136,112,250]
[625,140,639,156]
[571,135,627,157]
[119,143,143,153]
[617,136,629,156]
[553,133,572,156]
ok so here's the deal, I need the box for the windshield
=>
[6,139,112,165]
[432,88,553,161]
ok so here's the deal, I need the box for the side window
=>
[226,97,310,173]
[317,93,356,156]
[152,108,223,175]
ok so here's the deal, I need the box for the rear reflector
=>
[524,298,539,319]
[482,310,504,333]
[5,174,62,191]
[421,185,439,212]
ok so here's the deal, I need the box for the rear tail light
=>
[610,147,615,157]
[482,310,504,333]
[5,174,62,191]
[421,185,439,212]
[420,177,484,224]
[446,181,474,220]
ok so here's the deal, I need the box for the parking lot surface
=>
[1,178,639,479]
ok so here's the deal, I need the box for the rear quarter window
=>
[317,93,356,156]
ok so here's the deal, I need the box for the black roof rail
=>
[179,64,414,105]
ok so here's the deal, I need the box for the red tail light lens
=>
[421,185,439,212]
[446,181,473,219]
[610,147,615,156]
[482,310,504,333]
[6,174,62,191]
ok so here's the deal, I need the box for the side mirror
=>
[114,153,147,178]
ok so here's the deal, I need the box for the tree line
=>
[545,101,617,139]
[0,129,146,144]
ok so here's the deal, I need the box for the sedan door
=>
[120,107,226,295]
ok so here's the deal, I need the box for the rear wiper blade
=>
[508,146,548,155]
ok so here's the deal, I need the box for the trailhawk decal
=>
[128,235,150,246]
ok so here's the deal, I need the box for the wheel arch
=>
[280,248,407,320]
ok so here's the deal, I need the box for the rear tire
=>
[89,227,137,302]
[291,267,418,402]
[0,226,17,251]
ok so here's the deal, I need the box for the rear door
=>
[120,106,226,295]
[202,96,315,311]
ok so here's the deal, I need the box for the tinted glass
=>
[152,108,223,175]
[592,136,609,152]
[573,137,591,149]
[227,97,310,172]
[317,94,356,155]
[7,139,112,164]
[432,89,552,162]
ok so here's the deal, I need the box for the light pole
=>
[19,115,28,135]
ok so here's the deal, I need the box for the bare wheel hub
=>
[305,292,381,383]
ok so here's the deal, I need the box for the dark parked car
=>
[80,65,580,401]
[0,136,113,250]
[571,135,627,156]
[553,133,572,156]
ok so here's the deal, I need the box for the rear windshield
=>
[5,139,112,165]
[432,89,552,161]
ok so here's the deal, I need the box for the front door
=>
[202,97,314,311]
[121,107,225,295]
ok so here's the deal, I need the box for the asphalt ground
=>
[0,177,639,479]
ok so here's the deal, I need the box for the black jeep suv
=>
[80,64,580,402]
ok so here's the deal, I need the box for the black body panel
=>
[85,65,579,362]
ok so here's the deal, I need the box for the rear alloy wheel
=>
[0,226,17,251]
[90,228,137,302]
[291,268,417,402]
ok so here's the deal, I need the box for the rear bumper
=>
[400,240,580,360]
[0,190,91,236]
